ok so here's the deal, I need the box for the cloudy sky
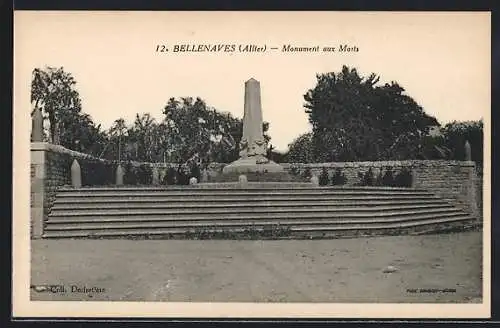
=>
[14,11,490,151]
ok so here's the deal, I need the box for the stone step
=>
[45,184,474,239]
[47,207,463,221]
[49,203,454,217]
[48,204,456,217]
[42,216,474,238]
[54,189,432,198]
[44,213,471,231]
[54,190,436,198]
[53,195,441,205]
[57,185,426,192]
[51,199,449,210]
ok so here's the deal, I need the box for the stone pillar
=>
[201,169,209,183]
[116,164,124,186]
[463,141,479,219]
[152,166,160,185]
[31,143,47,239]
[71,159,82,188]
[222,78,284,175]
[31,108,44,142]
[467,163,479,220]
[411,168,418,188]
[465,140,472,161]
[311,175,319,187]
[240,78,266,158]
[238,174,248,188]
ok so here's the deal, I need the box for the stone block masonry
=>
[30,142,112,239]
[280,160,482,220]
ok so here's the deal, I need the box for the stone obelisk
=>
[223,78,284,174]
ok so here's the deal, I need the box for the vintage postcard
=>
[13,11,491,318]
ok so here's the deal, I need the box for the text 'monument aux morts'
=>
[155,43,359,53]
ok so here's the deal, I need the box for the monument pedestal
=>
[222,155,284,174]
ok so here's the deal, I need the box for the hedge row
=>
[313,167,413,187]
[80,160,115,186]
[162,165,201,185]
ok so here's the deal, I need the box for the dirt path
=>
[30,231,483,303]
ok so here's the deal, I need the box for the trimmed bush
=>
[80,159,115,186]
[163,166,177,185]
[331,168,347,185]
[123,162,137,185]
[382,166,395,186]
[190,163,201,182]
[360,168,375,186]
[137,165,153,185]
[121,162,153,185]
[395,167,413,187]
[302,167,312,179]
[176,165,189,185]
[319,167,330,186]
[289,165,300,176]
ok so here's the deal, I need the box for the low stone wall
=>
[281,161,481,218]
[31,142,483,238]
[195,160,481,219]
[30,142,113,238]
[475,166,484,222]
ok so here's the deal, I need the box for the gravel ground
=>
[30,231,483,303]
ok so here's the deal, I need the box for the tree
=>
[267,144,287,163]
[286,132,315,163]
[162,97,271,164]
[127,113,163,162]
[303,66,439,162]
[31,67,83,143]
[107,118,128,161]
[31,66,108,154]
[58,111,107,155]
[443,120,483,165]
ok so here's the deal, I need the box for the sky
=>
[14,11,490,151]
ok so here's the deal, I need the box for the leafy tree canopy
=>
[303,66,439,162]
[31,66,105,155]
[162,97,270,164]
[443,120,483,165]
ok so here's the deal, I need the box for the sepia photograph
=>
[13,11,490,318]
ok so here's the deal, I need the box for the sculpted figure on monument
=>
[239,139,249,157]
[239,138,267,159]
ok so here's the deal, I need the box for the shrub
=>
[382,166,395,186]
[302,167,312,179]
[123,162,137,185]
[80,159,115,186]
[190,163,201,182]
[319,167,330,186]
[360,168,375,186]
[331,168,347,185]
[80,160,95,186]
[136,165,153,185]
[394,167,413,187]
[163,166,177,185]
[289,165,300,176]
[176,165,189,185]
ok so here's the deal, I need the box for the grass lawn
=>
[30,231,482,303]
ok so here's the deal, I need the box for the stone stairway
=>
[43,186,476,239]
